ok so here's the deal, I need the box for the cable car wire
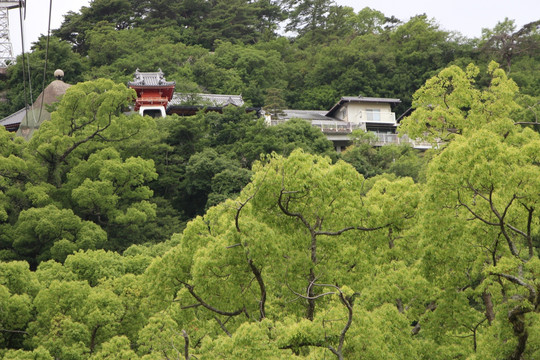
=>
[18,1,29,126]
[38,0,54,122]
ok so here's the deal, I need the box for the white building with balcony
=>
[266,95,432,151]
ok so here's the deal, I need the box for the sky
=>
[7,0,540,56]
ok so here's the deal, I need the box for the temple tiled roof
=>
[0,108,26,131]
[278,109,334,121]
[168,93,244,107]
[127,69,175,87]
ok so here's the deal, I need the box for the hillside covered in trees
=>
[2,1,540,118]
[1,1,540,359]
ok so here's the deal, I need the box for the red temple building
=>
[127,69,176,118]
[127,69,259,118]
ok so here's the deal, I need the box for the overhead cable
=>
[38,0,54,122]
[18,0,29,125]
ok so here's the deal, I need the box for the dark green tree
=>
[53,0,138,54]
[480,18,540,74]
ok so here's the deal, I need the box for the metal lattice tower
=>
[0,1,22,68]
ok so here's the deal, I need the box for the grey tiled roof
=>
[340,96,401,103]
[0,107,26,127]
[168,93,244,107]
[271,110,357,133]
[278,109,334,121]
[128,69,175,87]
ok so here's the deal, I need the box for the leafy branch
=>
[284,279,355,360]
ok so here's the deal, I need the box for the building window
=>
[366,109,380,121]
[339,108,346,120]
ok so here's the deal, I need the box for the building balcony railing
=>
[356,111,396,123]
[311,120,365,133]
[370,133,433,149]
[268,119,434,149]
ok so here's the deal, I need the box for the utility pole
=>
[0,0,24,70]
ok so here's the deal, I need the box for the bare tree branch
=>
[234,166,271,233]
[458,188,523,260]
[213,317,232,338]
[315,224,388,236]
[181,329,190,360]
[490,272,537,303]
[278,187,313,232]
[180,303,202,310]
[334,290,353,358]
[226,243,242,249]
[248,258,266,320]
[0,329,28,334]
[180,281,245,317]
[284,281,353,360]
[286,281,336,300]
[457,191,499,226]
[508,305,533,360]
[57,114,114,164]
[235,194,254,233]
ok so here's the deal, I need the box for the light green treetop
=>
[399,62,520,144]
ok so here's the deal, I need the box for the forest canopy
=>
[1,1,540,359]
[1,1,539,117]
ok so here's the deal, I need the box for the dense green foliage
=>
[2,61,540,359]
[2,2,538,116]
[0,79,337,264]
[1,1,540,359]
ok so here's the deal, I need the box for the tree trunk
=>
[508,306,529,360]
[306,268,315,321]
[482,291,495,324]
